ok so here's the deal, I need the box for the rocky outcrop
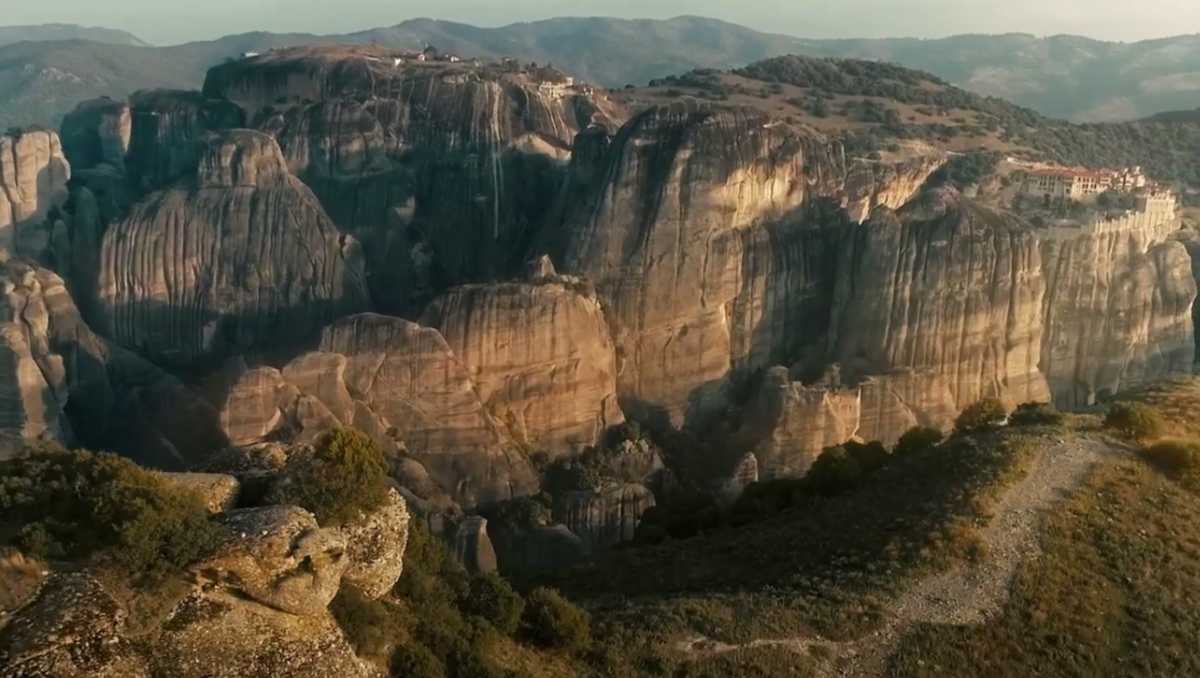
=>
[1,547,382,678]
[828,193,1052,426]
[557,103,936,426]
[453,515,499,575]
[554,483,656,553]
[94,129,369,368]
[125,90,244,192]
[0,258,227,467]
[0,573,146,677]
[0,129,70,258]
[738,366,862,478]
[198,506,348,616]
[420,270,623,457]
[204,47,624,312]
[338,487,410,598]
[60,97,132,172]
[159,472,241,513]
[204,313,539,509]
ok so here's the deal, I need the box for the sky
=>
[6,0,1200,45]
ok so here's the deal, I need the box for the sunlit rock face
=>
[205,313,539,510]
[1040,226,1196,408]
[0,129,71,257]
[555,103,938,427]
[204,47,625,313]
[420,268,623,458]
[828,192,1053,421]
[93,129,369,369]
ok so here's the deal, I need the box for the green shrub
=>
[806,445,863,495]
[329,584,410,664]
[895,427,945,457]
[845,440,889,474]
[460,573,525,636]
[633,491,721,542]
[1104,403,1167,442]
[523,587,591,652]
[391,643,446,678]
[730,478,808,521]
[0,445,224,578]
[269,428,389,525]
[1009,402,1064,427]
[396,521,468,605]
[1143,439,1200,475]
[955,399,1008,434]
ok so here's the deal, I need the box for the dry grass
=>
[568,430,1044,676]
[889,459,1200,677]
[1118,376,1200,439]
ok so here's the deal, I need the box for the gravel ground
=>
[678,434,1127,678]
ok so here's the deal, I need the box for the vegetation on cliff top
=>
[0,444,224,579]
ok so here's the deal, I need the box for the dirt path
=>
[677,435,1126,677]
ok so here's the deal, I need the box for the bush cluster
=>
[894,426,945,457]
[1143,439,1200,475]
[1009,402,1065,427]
[268,428,390,525]
[1104,403,1167,442]
[0,444,224,579]
[334,520,592,677]
[523,586,592,652]
[955,399,1009,434]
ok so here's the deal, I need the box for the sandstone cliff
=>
[0,129,70,259]
[556,103,938,426]
[1041,225,1196,407]
[0,258,226,467]
[204,47,624,312]
[420,263,623,456]
[94,129,369,368]
[204,313,539,509]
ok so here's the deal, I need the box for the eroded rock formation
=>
[420,264,623,456]
[0,129,70,258]
[557,103,938,427]
[0,258,227,466]
[94,129,369,368]
[204,47,624,312]
[205,313,539,508]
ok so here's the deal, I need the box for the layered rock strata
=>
[420,261,623,456]
[204,47,624,311]
[94,129,369,368]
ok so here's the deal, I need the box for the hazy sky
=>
[7,0,1200,45]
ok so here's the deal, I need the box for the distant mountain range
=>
[3,16,1200,130]
[0,23,147,48]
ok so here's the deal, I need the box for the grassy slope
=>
[890,458,1200,678]
[562,428,1045,676]
[890,378,1200,677]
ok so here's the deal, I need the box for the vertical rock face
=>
[557,103,935,426]
[1040,227,1196,407]
[0,258,227,467]
[205,313,539,509]
[95,129,369,369]
[420,274,623,457]
[555,483,656,553]
[60,97,132,172]
[739,367,862,478]
[125,90,245,192]
[453,515,499,575]
[0,129,70,256]
[829,193,1052,420]
[204,47,624,312]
